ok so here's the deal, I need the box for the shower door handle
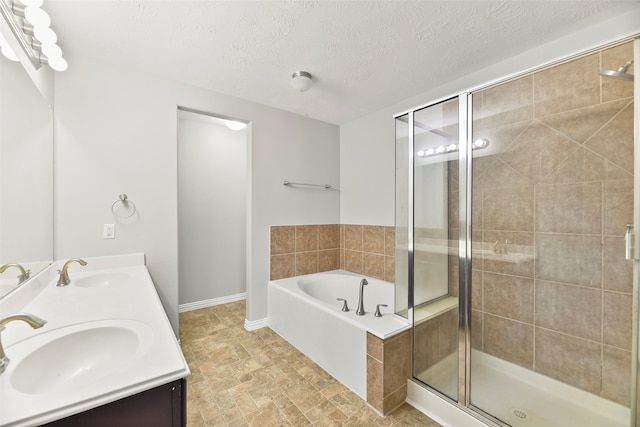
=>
[626,224,638,260]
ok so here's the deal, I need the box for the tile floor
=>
[179,301,442,426]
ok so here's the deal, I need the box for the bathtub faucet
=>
[356,278,368,316]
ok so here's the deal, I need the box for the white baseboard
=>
[244,317,268,331]
[178,292,246,313]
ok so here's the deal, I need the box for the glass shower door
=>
[469,40,636,426]
[411,97,461,402]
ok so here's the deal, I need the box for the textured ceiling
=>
[45,0,638,125]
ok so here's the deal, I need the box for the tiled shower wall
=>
[466,41,634,406]
[270,224,395,282]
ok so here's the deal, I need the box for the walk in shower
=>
[395,38,639,426]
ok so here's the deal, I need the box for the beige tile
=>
[604,179,634,237]
[367,333,383,361]
[585,101,634,174]
[317,249,339,272]
[295,252,317,276]
[540,146,628,185]
[601,42,635,102]
[499,121,578,185]
[602,346,632,406]
[535,280,602,342]
[344,250,363,274]
[382,384,408,415]
[367,355,384,412]
[482,230,534,278]
[471,269,482,310]
[363,225,386,254]
[535,328,601,395]
[318,224,339,250]
[384,226,395,256]
[484,272,533,323]
[363,253,385,280]
[270,254,295,280]
[535,182,602,235]
[471,309,483,351]
[483,186,534,231]
[473,158,531,190]
[603,236,633,293]
[438,310,458,360]
[413,318,441,373]
[384,256,395,283]
[534,53,600,116]
[295,225,318,252]
[270,226,295,255]
[344,224,363,251]
[537,99,630,144]
[477,76,533,128]
[535,233,602,288]
[383,331,411,395]
[483,314,533,369]
[603,291,632,350]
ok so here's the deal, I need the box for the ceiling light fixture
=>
[224,120,246,131]
[417,138,490,158]
[0,0,66,71]
[290,71,313,92]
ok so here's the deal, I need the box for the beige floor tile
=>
[180,301,441,426]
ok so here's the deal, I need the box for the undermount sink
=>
[9,319,153,394]
[73,272,132,288]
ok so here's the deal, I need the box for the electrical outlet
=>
[103,224,115,239]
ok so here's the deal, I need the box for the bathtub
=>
[268,270,410,399]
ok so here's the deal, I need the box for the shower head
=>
[599,59,634,82]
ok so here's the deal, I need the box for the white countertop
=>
[0,254,190,427]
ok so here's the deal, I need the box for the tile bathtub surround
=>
[270,224,395,282]
[179,301,442,426]
[367,330,412,415]
[466,41,634,406]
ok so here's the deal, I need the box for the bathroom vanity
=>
[0,254,190,427]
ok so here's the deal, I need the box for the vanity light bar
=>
[0,0,67,71]
[417,138,489,158]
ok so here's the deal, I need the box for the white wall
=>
[54,56,340,333]
[340,9,640,226]
[177,111,247,305]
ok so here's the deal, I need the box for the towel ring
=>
[111,194,136,218]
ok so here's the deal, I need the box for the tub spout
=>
[356,278,368,316]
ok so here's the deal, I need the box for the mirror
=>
[0,55,54,297]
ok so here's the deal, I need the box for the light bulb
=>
[417,150,425,157]
[47,56,67,71]
[0,34,19,61]
[33,26,57,44]
[41,43,62,59]
[1,45,19,61]
[435,146,446,154]
[447,144,457,151]
[224,120,246,131]
[24,6,51,28]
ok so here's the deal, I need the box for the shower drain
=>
[510,407,529,421]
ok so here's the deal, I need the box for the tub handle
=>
[337,298,349,312]
[374,304,388,317]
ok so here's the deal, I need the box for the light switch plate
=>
[103,223,115,239]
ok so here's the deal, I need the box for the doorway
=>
[177,108,248,309]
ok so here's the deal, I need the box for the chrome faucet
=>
[0,313,47,375]
[356,278,368,316]
[0,263,30,285]
[57,258,87,286]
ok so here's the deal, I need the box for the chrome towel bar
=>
[283,180,332,189]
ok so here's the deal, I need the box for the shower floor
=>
[417,350,629,427]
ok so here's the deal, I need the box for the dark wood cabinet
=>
[42,378,186,427]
